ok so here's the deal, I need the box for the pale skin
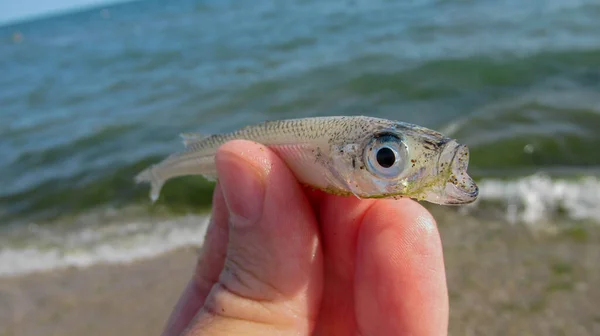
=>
[161,140,449,336]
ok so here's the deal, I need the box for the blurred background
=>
[1,0,599,335]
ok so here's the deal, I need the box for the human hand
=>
[161,140,449,336]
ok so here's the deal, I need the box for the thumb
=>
[184,140,323,336]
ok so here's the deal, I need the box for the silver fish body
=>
[135,116,478,205]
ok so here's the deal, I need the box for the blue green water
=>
[1,0,600,276]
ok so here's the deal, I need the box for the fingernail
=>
[217,151,266,226]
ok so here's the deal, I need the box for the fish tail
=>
[135,151,218,202]
[134,166,164,203]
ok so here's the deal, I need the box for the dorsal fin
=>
[180,132,210,148]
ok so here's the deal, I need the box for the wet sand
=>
[0,247,198,336]
[1,211,599,336]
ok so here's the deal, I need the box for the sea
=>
[1,0,600,277]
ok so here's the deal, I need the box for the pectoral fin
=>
[329,144,362,199]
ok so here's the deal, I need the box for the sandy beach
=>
[1,210,598,336]
[0,246,198,336]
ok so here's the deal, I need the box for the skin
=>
[161,140,449,336]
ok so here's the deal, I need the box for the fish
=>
[134,116,479,205]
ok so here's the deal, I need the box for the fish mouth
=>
[436,141,479,205]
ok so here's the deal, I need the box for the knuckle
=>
[221,256,286,302]
[202,281,275,325]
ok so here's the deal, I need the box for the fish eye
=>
[365,134,408,179]
[376,147,396,168]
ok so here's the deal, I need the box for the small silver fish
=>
[135,116,478,205]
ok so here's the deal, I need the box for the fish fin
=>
[340,178,362,199]
[180,132,210,148]
[328,162,361,199]
[134,166,164,203]
[330,145,362,199]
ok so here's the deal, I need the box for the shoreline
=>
[1,211,599,335]
[0,212,211,278]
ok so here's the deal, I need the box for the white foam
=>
[0,214,210,278]
[470,174,600,225]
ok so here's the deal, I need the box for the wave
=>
[467,174,600,225]
[0,213,210,278]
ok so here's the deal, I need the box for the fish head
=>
[332,121,478,205]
